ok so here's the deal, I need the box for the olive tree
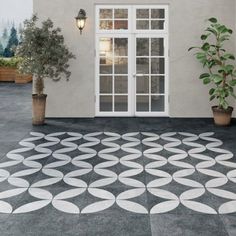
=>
[16,15,75,95]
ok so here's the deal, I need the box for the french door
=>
[95,5,169,116]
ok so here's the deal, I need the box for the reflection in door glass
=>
[151,9,165,18]
[115,96,128,111]
[115,38,128,56]
[100,58,113,74]
[137,38,149,56]
[136,95,149,111]
[151,76,165,94]
[100,20,113,30]
[100,95,113,111]
[136,9,149,18]
[151,38,164,56]
[100,76,113,94]
[136,58,149,74]
[114,9,128,18]
[151,95,165,111]
[115,58,128,74]
[151,20,164,30]
[136,76,149,94]
[99,38,113,57]
[100,9,113,19]
[115,76,128,94]
[151,58,165,74]
[136,20,149,30]
[114,20,128,30]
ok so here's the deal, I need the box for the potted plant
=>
[16,15,75,125]
[189,17,236,126]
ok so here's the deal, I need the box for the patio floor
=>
[0,83,236,236]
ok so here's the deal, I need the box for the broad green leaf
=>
[219,35,230,42]
[199,73,210,79]
[188,47,197,51]
[206,27,217,36]
[201,34,208,40]
[196,52,206,59]
[202,43,210,51]
[210,95,215,101]
[229,80,236,86]
[212,75,223,84]
[218,25,227,33]
[209,88,215,95]
[225,65,234,73]
[222,101,229,110]
[223,54,235,60]
[208,17,217,23]
[230,91,236,99]
[203,78,211,84]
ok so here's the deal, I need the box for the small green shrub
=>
[0,57,22,69]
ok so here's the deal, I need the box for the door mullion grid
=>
[95,5,169,117]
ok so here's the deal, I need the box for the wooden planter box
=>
[0,67,16,82]
[0,67,32,84]
[15,73,32,84]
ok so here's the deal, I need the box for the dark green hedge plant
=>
[16,15,75,95]
[189,17,236,110]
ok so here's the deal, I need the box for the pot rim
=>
[32,94,47,98]
[212,105,234,113]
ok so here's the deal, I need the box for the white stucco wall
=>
[33,0,236,118]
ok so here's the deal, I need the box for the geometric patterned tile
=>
[0,131,235,215]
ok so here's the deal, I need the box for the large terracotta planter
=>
[0,67,32,83]
[212,106,233,126]
[32,94,47,125]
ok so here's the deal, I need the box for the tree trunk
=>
[34,77,44,95]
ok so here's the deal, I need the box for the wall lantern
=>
[75,9,87,34]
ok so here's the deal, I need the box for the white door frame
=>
[95,5,169,117]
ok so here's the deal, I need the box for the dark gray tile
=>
[150,214,229,236]
[0,206,82,236]
[0,141,19,160]
[80,209,152,236]
[221,215,236,236]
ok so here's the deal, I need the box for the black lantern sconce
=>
[75,9,87,35]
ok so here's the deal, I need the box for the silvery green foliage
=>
[16,15,75,94]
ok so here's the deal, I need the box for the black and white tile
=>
[0,131,235,215]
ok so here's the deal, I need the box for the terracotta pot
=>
[32,94,47,125]
[212,106,233,126]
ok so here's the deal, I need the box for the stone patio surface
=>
[0,83,236,236]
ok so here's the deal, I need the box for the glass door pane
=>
[135,36,166,114]
[135,7,166,31]
[98,36,129,114]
